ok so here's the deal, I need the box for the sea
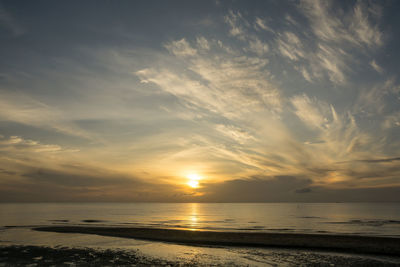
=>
[1,202,400,266]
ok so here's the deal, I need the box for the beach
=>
[0,226,399,266]
[1,203,400,266]
[2,243,400,266]
[34,226,400,256]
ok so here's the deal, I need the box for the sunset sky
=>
[1,0,400,202]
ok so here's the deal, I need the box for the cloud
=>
[224,11,271,57]
[164,38,197,57]
[370,60,383,73]
[351,2,383,47]
[199,176,313,202]
[300,0,382,47]
[355,78,399,117]
[340,157,400,164]
[247,37,269,56]
[22,168,138,187]
[0,168,16,176]
[196,36,210,50]
[285,90,400,187]
[0,91,94,140]
[0,135,82,158]
[383,111,400,129]
[276,33,348,84]
[314,186,400,202]
[0,134,82,185]
[196,175,400,202]
[285,15,299,27]
[254,17,273,33]
[276,32,348,84]
[295,187,312,193]
[215,124,255,144]
[315,43,347,84]
[0,135,64,153]
[277,0,385,84]
[277,31,305,61]
[291,94,331,130]
[137,37,282,119]
[224,10,247,39]
[297,66,313,82]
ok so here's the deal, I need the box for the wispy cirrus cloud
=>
[224,10,270,57]
[300,0,382,47]
[274,0,385,84]
[277,31,305,61]
[291,94,331,130]
[370,60,383,74]
[0,91,94,140]
[164,38,197,57]
[224,10,248,39]
[0,135,66,153]
[254,17,274,33]
[137,38,282,120]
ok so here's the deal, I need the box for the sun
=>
[186,173,201,188]
[187,180,199,188]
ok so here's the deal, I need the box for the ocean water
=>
[1,202,399,237]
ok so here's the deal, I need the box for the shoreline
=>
[34,226,400,256]
[2,245,399,266]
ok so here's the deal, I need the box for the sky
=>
[1,0,400,202]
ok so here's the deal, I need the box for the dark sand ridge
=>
[34,226,400,256]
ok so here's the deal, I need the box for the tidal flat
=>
[2,244,400,267]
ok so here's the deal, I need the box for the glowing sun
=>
[186,173,201,188]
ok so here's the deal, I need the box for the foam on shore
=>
[34,226,400,256]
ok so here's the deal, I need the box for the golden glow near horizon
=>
[186,173,201,188]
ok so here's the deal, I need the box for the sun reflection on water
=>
[188,203,199,231]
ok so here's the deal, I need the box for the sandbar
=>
[34,226,400,256]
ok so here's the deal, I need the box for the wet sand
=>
[34,226,400,256]
[2,244,400,266]
[0,245,179,266]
